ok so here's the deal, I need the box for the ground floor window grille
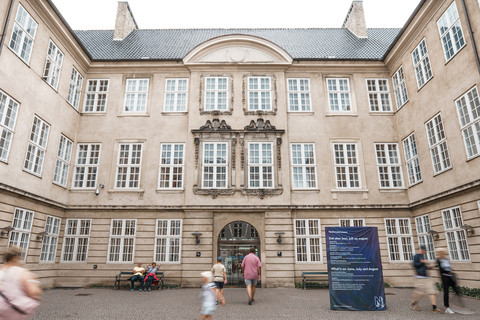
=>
[62,219,91,262]
[108,219,136,263]
[294,219,322,263]
[385,218,414,262]
[40,216,61,262]
[155,219,182,263]
[442,207,470,261]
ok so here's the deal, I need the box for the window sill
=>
[155,189,184,194]
[118,113,150,117]
[407,180,423,188]
[69,188,96,192]
[466,153,480,162]
[378,188,407,193]
[369,111,394,116]
[22,169,42,179]
[291,189,320,193]
[108,189,145,194]
[395,101,409,112]
[325,112,358,117]
[161,111,188,116]
[432,166,453,177]
[193,187,235,198]
[0,158,8,165]
[244,110,276,116]
[241,188,283,199]
[81,112,107,116]
[52,182,68,190]
[288,111,314,116]
[200,110,232,116]
[416,76,434,92]
[444,44,467,66]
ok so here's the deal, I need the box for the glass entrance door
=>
[217,221,260,288]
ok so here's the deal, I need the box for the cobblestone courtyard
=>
[32,287,479,320]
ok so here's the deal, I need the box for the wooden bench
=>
[301,271,328,290]
[114,271,165,290]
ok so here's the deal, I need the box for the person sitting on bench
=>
[130,261,145,292]
[143,262,160,292]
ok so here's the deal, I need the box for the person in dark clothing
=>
[436,248,460,314]
[411,245,443,313]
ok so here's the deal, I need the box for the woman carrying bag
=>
[0,246,42,319]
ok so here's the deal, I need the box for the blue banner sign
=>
[325,227,386,311]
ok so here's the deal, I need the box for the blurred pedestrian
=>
[410,245,443,313]
[211,257,227,306]
[436,248,460,314]
[0,246,42,319]
[241,247,261,305]
[200,271,216,319]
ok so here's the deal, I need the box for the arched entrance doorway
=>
[217,221,260,287]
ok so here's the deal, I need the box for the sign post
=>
[325,226,386,311]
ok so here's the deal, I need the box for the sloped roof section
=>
[74,28,400,61]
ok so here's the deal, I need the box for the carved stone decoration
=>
[231,137,237,170]
[244,118,277,131]
[276,137,282,169]
[193,187,235,199]
[199,74,234,115]
[241,188,283,199]
[194,137,200,169]
[198,118,232,131]
[240,138,245,171]
[242,74,278,115]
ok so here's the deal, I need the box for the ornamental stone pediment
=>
[183,35,292,65]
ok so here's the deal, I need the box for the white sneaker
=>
[445,307,454,314]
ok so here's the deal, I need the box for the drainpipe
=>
[460,0,480,76]
[0,0,14,57]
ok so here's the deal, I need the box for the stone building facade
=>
[0,0,479,288]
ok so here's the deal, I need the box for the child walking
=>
[200,271,216,320]
[211,257,227,306]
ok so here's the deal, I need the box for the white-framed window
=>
[24,116,50,176]
[375,143,404,188]
[107,219,136,263]
[202,142,228,188]
[124,78,149,112]
[115,143,143,189]
[61,219,91,262]
[291,143,317,189]
[8,208,34,261]
[294,219,322,263]
[339,219,365,227]
[0,90,20,162]
[442,207,470,261]
[204,77,228,111]
[40,216,61,262]
[159,143,185,189]
[53,135,73,187]
[84,80,109,113]
[455,86,480,159]
[164,78,188,112]
[415,215,435,261]
[437,1,466,62]
[366,79,392,112]
[392,66,409,109]
[72,144,101,188]
[248,77,272,111]
[287,78,311,112]
[9,4,37,64]
[67,67,83,110]
[425,113,451,174]
[412,39,433,89]
[402,133,422,186]
[327,78,351,112]
[385,218,414,262]
[154,219,182,263]
[333,143,360,189]
[42,40,63,90]
[248,142,274,188]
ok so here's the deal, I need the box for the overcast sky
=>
[51,0,421,30]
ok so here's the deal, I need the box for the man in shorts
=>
[411,245,443,313]
[241,247,261,305]
[211,256,227,305]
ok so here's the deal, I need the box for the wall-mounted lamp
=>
[461,224,475,235]
[275,231,285,244]
[37,231,48,240]
[191,232,203,245]
[427,229,439,240]
[1,226,15,237]
[95,183,105,196]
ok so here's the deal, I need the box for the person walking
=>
[0,246,42,319]
[200,271,216,320]
[130,261,145,292]
[436,248,460,314]
[211,257,227,306]
[411,245,443,313]
[241,247,261,305]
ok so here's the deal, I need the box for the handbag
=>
[0,267,40,319]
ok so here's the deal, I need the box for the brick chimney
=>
[342,1,368,39]
[113,2,138,41]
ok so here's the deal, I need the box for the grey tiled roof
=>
[74,28,401,61]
